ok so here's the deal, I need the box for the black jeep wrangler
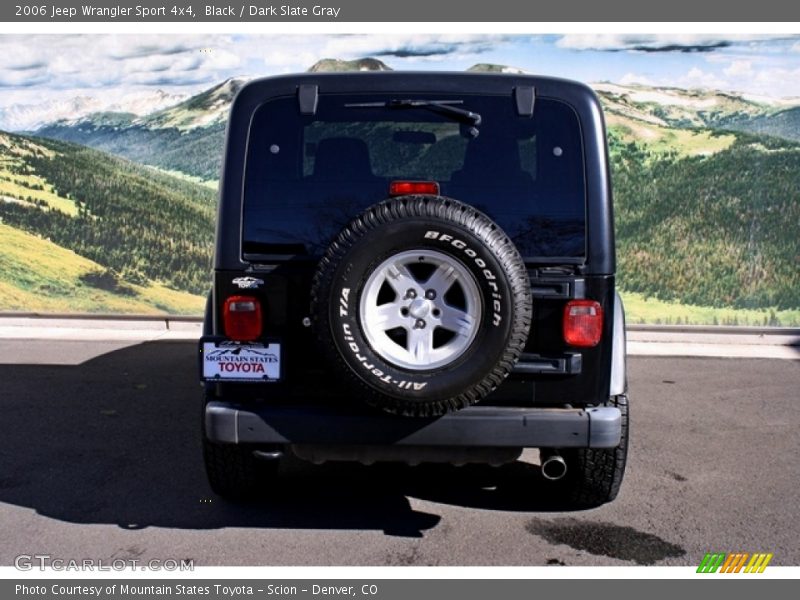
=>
[200,72,628,507]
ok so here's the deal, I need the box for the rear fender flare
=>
[609,291,627,396]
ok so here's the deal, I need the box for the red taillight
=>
[223,295,262,342]
[389,180,440,196]
[563,300,603,347]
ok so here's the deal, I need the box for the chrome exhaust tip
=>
[541,454,568,481]
[252,449,283,461]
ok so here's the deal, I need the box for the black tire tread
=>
[202,438,278,500]
[562,394,629,508]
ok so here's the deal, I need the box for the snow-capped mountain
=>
[467,63,529,74]
[0,96,102,132]
[0,89,187,132]
[308,58,392,72]
[140,78,248,131]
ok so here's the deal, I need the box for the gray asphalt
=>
[0,340,798,567]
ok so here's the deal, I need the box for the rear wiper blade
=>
[346,99,482,127]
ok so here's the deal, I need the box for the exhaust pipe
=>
[252,449,283,461]
[540,453,568,481]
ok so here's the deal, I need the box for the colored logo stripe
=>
[697,552,773,573]
[745,553,773,573]
[697,553,726,573]
[720,553,749,573]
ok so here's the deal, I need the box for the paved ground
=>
[0,340,798,567]
[1,316,798,360]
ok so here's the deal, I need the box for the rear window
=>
[243,92,586,260]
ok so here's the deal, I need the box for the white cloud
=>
[557,34,786,52]
[318,34,508,59]
[3,33,800,118]
[0,69,49,88]
[724,60,754,77]
[612,63,800,99]
[251,34,514,69]
[753,66,800,96]
[204,48,242,71]
[618,72,659,87]
[680,67,728,90]
[261,48,322,70]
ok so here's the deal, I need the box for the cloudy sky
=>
[1,33,799,119]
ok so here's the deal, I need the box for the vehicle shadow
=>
[0,341,578,538]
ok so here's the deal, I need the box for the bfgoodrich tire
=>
[311,195,532,417]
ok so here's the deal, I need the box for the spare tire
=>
[311,196,532,417]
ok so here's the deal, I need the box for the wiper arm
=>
[346,99,482,127]
[390,99,482,127]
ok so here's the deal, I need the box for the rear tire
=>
[202,438,279,500]
[560,394,629,508]
[201,394,281,500]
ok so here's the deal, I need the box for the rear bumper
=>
[205,402,621,449]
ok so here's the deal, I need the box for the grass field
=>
[0,134,79,216]
[620,290,800,327]
[607,117,737,159]
[0,223,204,314]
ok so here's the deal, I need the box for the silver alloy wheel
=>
[359,249,482,371]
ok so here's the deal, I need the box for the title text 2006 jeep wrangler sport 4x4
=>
[199,72,628,507]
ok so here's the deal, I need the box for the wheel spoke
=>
[425,263,459,296]
[359,249,482,371]
[407,327,434,363]
[437,306,475,337]
[370,303,407,331]
[385,261,418,293]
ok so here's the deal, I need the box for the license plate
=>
[202,342,281,381]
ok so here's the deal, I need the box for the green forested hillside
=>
[612,133,800,311]
[724,106,800,143]
[0,131,214,311]
[35,121,224,181]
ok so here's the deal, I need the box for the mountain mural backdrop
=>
[1,58,798,324]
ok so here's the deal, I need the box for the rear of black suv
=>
[199,72,628,507]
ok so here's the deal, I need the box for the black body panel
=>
[205,72,617,417]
